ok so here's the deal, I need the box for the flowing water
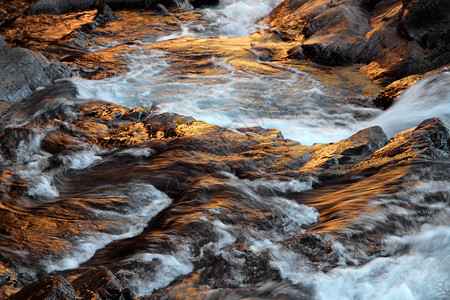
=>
[1,1,449,299]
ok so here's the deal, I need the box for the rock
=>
[301,3,370,65]
[0,35,8,49]
[92,2,118,26]
[27,0,194,15]
[373,74,423,109]
[373,64,450,109]
[71,267,133,300]
[0,41,71,103]
[190,0,220,8]
[268,0,450,84]
[398,0,450,54]
[236,126,284,139]
[300,126,389,171]
[371,117,449,161]
[8,276,77,300]
[155,3,169,13]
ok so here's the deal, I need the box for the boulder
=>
[0,39,70,102]
[371,117,449,161]
[300,126,389,171]
[268,0,450,84]
[301,4,370,65]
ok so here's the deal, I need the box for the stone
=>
[0,43,71,103]
[398,0,450,54]
[372,117,449,161]
[8,276,77,300]
[268,0,450,84]
[190,0,220,8]
[0,35,7,49]
[300,126,389,171]
[71,267,133,300]
[27,0,194,15]
[373,74,423,109]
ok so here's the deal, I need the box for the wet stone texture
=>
[267,0,450,85]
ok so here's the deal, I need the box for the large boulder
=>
[268,0,450,84]
[0,38,70,103]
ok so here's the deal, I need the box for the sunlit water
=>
[2,1,449,299]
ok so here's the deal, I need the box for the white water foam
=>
[43,183,172,273]
[198,0,284,37]
[365,70,450,137]
[121,247,194,297]
[313,225,450,300]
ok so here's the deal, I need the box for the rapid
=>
[0,0,449,299]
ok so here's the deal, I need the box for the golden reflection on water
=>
[0,8,381,94]
[301,164,411,234]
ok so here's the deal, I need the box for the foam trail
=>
[366,70,450,137]
[43,183,172,273]
[198,0,284,37]
[313,225,450,300]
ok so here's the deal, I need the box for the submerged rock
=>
[8,276,77,300]
[1,83,449,298]
[70,267,133,299]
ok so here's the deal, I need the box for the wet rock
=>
[236,126,284,139]
[301,3,370,65]
[373,65,450,109]
[371,117,449,161]
[71,267,133,300]
[301,126,389,172]
[398,0,450,55]
[92,3,118,27]
[0,39,70,103]
[0,84,448,298]
[190,0,220,8]
[373,74,423,109]
[27,0,194,15]
[268,0,450,84]
[8,276,77,300]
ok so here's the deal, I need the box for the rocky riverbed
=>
[0,0,449,299]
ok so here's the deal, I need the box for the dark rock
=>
[155,3,169,13]
[398,0,450,54]
[71,267,133,300]
[0,43,71,103]
[92,3,118,26]
[27,0,194,15]
[287,44,306,59]
[0,35,8,49]
[8,276,77,300]
[268,0,450,84]
[190,0,220,8]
